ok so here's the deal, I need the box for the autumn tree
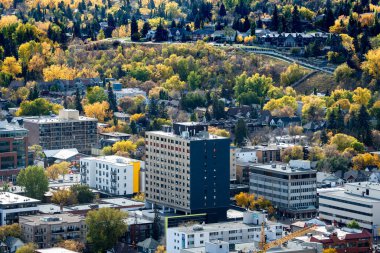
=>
[0,224,21,241]
[84,101,111,122]
[86,208,128,253]
[280,64,305,86]
[52,189,77,208]
[281,146,304,162]
[43,64,76,82]
[1,57,21,77]
[46,161,70,180]
[17,166,49,200]
[56,240,85,252]
[111,140,137,155]
[362,48,380,81]
[15,243,37,253]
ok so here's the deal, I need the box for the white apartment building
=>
[80,155,144,196]
[167,211,283,253]
[0,192,40,225]
[319,182,380,231]
[250,161,317,219]
[236,147,258,163]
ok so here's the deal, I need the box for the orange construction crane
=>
[258,222,316,253]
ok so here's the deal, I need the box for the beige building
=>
[23,109,97,154]
[20,214,86,249]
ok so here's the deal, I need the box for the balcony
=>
[67,227,80,232]
[51,229,65,234]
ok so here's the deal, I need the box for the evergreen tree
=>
[148,0,155,9]
[141,21,151,38]
[148,97,158,118]
[271,5,279,31]
[234,119,247,147]
[107,83,118,113]
[130,120,137,134]
[155,20,168,41]
[250,21,256,36]
[320,129,329,144]
[152,204,161,240]
[205,109,211,121]
[360,30,371,55]
[130,16,140,41]
[75,88,83,113]
[292,5,301,32]
[243,16,250,32]
[158,102,168,119]
[357,105,372,145]
[219,3,226,17]
[190,112,198,122]
[28,86,39,101]
[347,14,358,37]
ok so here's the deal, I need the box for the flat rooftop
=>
[252,163,315,174]
[0,192,39,205]
[38,204,70,214]
[169,220,281,234]
[20,213,84,225]
[147,130,227,140]
[100,197,145,207]
[36,248,79,253]
[23,115,96,123]
[0,121,27,132]
[100,132,131,138]
[319,189,380,203]
[346,181,380,190]
[81,155,142,166]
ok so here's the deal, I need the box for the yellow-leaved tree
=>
[43,64,76,81]
[362,48,380,80]
[84,101,111,122]
[1,57,22,77]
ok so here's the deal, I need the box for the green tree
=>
[187,71,202,90]
[17,166,48,200]
[86,208,128,253]
[234,119,247,147]
[70,184,95,204]
[87,86,107,104]
[234,73,273,105]
[16,98,63,116]
[97,29,105,40]
[347,220,360,229]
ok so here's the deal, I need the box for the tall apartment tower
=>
[145,122,230,222]
[0,121,29,182]
[23,109,97,154]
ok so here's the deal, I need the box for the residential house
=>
[317,172,345,188]
[168,28,191,41]
[5,237,24,253]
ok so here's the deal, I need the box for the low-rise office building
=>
[250,160,317,219]
[0,192,40,225]
[23,109,97,154]
[166,211,283,253]
[80,155,143,196]
[319,182,380,231]
[20,214,86,249]
[0,121,29,182]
